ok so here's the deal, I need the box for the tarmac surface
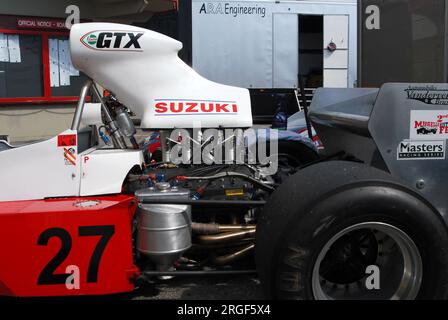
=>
[132,274,264,300]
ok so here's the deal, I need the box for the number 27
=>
[37,225,115,285]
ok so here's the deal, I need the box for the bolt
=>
[416,179,425,190]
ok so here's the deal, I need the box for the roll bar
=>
[71,79,92,131]
[71,79,126,149]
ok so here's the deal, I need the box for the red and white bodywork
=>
[0,129,143,202]
[70,23,252,129]
[0,22,254,297]
[1,22,252,202]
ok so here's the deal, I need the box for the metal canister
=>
[135,183,191,271]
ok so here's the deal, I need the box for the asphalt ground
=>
[132,274,264,300]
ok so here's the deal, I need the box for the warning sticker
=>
[58,134,77,147]
[64,147,77,166]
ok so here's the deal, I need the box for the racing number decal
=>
[37,228,72,285]
[78,226,115,283]
[37,225,115,286]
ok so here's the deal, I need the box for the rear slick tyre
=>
[255,161,448,300]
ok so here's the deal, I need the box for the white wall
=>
[192,0,357,89]
[0,106,75,143]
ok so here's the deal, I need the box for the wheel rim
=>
[311,222,422,300]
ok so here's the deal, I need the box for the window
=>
[0,34,43,98]
[0,29,87,104]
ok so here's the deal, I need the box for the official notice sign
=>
[16,18,67,30]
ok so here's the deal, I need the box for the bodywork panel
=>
[310,83,448,220]
[0,130,81,202]
[369,83,448,219]
[70,23,252,129]
[0,195,137,297]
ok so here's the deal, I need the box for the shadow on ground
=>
[133,275,264,300]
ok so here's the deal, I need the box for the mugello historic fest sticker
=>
[401,110,448,160]
[410,110,448,139]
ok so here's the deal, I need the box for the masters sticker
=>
[397,140,445,160]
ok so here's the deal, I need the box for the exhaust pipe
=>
[212,244,255,266]
[197,229,256,245]
[192,222,255,235]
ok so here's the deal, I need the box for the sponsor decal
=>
[153,99,238,116]
[86,34,97,45]
[410,110,448,139]
[397,140,445,160]
[64,147,77,166]
[57,134,77,147]
[199,2,267,18]
[80,31,144,51]
[405,85,448,105]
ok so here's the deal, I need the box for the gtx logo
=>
[81,31,144,51]
[154,100,238,115]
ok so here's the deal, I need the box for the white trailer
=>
[191,0,357,89]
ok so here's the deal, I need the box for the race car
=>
[0,23,447,300]
[417,126,438,135]
[0,23,316,298]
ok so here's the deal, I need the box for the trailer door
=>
[273,13,299,88]
[323,15,349,88]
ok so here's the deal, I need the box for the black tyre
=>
[256,161,448,300]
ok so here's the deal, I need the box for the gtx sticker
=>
[64,147,77,166]
[80,31,144,51]
[154,100,238,116]
[397,140,445,160]
[405,85,448,105]
[410,110,448,139]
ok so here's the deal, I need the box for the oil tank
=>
[135,182,191,271]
